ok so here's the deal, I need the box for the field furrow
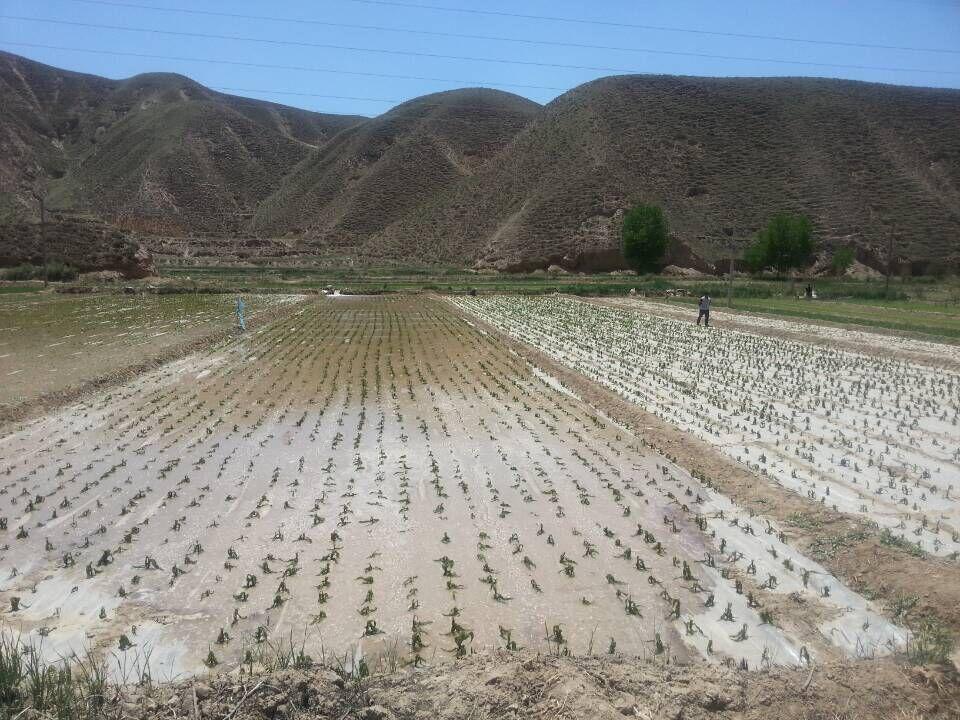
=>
[0,297,906,678]
[453,296,960,558]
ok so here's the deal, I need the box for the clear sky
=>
[2,0,959,116]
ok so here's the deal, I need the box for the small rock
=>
[360,705,396,720]
[702,692,733,711]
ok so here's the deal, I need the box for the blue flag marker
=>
[236,296,246,332]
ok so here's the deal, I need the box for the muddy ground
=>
[0,296,920,678]
[0,293,299,425]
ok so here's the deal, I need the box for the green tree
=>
[622,205,669,273]
[744,213,814,275]
[743,236,770,273]
[830,246,855,276]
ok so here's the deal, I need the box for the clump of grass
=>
[904,619,954,666]
[0,632,115,720]
[879,529,925,558]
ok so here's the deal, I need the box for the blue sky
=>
[2,0,959,116]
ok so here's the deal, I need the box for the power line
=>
[54,0,960,61]
[0,42,566,92]
[213,87,398,104]
[345,0,960,56]
[5,14,959,76]
[214,87,540,113]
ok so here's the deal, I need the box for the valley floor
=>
[0,293,957,718]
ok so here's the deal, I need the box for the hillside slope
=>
[0,51,363,233]
[253,88,540,248]
[371,75,960,270]
[2,52,959,270]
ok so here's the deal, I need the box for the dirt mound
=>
[662,265,706,277]
[93,653,960,720]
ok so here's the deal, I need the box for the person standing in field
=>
[235,296,246,332]
[697,293,711,327]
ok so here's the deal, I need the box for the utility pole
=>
[885,225,895,300]
[40,195,47,288]
[32,190,48,288]
[727,255,734,309]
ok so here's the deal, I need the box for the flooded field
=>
[0,296,909,680]
[0,293,297,410]
[455,296,960,558]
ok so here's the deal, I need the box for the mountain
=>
[0,51,363,234]
[369,75,960,270]
[2,52,959,272]
[253,88,540,252]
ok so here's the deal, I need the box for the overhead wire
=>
[4,14,958,76]
[343,0,960,56]
[52,0,960,58]
[0,41,566,93]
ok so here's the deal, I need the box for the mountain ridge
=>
[2,51,958,272]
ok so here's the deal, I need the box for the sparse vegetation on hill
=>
[2,52,959,272]
[374,75,960,272]
[253,88,539,246]
[0,51,362,234]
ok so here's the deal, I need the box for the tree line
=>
[621,205,854,276]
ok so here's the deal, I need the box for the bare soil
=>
[98,652,960,719]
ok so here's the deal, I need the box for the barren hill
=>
[2,52,959,271]
[253,88,540,249]
[0,51,363,234]
[370,75,960,270]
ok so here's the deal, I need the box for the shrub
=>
[0,262,78,282]
[831,247,855,276]
[1,264,39,281]
[905,618,954,666]
[622,205,669,273]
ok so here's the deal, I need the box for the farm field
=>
[595,296,960,370]
[657,294,960,341]
[454,296,960,559]
[0,296,909,681]
[0,293,298,411]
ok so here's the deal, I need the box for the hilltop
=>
[253,88,540,249]
[0,51,362,235]
[370,75,960,271]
